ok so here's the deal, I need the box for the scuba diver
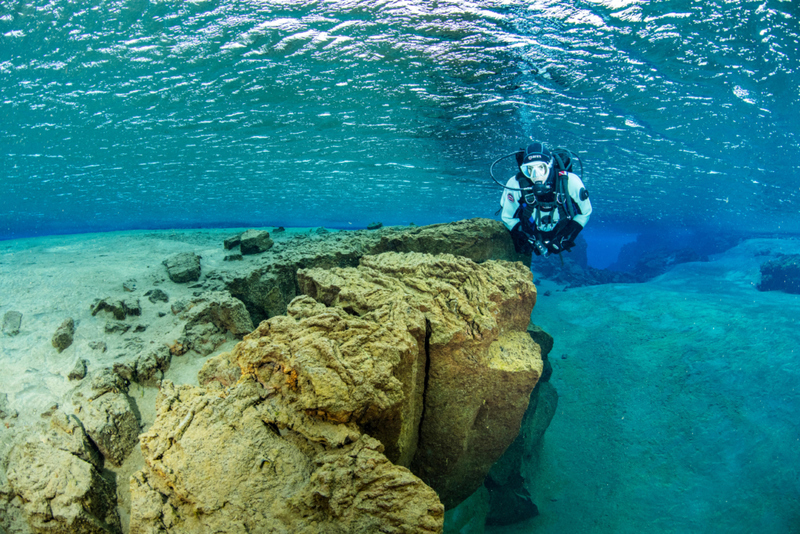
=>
[495,141,592,256]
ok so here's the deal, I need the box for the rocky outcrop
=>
[221,218,527,323]
[162,252,201,283]
[131,251,542,532]
[758,253,800,294]
[5,411,122,533]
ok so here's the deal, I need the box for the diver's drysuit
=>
[499,143,592,256]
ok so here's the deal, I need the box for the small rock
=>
[41,403,59,417]
[367,222,383,230]
[561,354,568,360]
[89,341,107,352]
[162,252,202,283]
[52,318,75,353]
[240,229,273,255]
[224,254,244,262]
[544,290,551,297]
[68,359,88,381]
[145,288,170,303]
[123,278,138,292]
[315,227,329,235]
[105,321,131,334]
[91,297,139,320]
[3,310,22,335]
[224,234,242,250]
[134,324,148,333]
[274,226,285,233]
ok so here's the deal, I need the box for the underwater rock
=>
[298,251,542,508]
[89,341,107,352]
[74,389,139,467]
[483,381,558,526]
[233,294,428,461]
[51,317,75,353]
[173,291,255,355]
[5,411,121,534]
[167,293,249,355]
[144,288,169,303]
[104,321,131,334]
[367,221,383,230]
[130,380,443,534]
[133,345,171,386]
[162,252,201,283]
[223,233,241,250]
[2,310,22,335]
[239,229,273,255]
[223,253,243,261]
[757,253,800,294]
[68,369,139,467]
[91,297,141,320]
[68,358,88,381]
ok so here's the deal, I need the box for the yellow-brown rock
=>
[298,252,541,508]
[132,380,442,534]
[233,294,428,464]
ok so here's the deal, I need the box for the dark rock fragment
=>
[105,321,131,334]
[52,318,75,352]
[224,254,243,262]
[758,254,800,294]
[68,358,88,381]
[145,288,169,303]
[224,234,242,250]
[367,222,383,230]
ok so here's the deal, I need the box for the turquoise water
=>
[2,1,800,533]
[2,0,799,242]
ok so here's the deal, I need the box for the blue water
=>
[2,1,800,532]
[2,0,799,244]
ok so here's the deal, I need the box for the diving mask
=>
[521,161,551,182]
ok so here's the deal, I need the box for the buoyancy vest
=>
[514,169,579,235]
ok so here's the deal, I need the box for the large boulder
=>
[5,412,122,534]
[72,369,140,467]
[162,252,201,283]
[131,380,443,534]
[239,229,273,255]
[298,252,542,508]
